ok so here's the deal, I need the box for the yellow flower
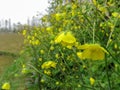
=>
[40,79,45,83]
[34,39,40,45]
[108,22,114,29]
[55,31,76,46]
[31,36,35,40]
[2,82,10,90]
[39,58,42,61]
[93,0,97,6]
[107,0,114,6]
[41,61,57,69]
[72,3,77,10]
[55,54,59,59]
[40,50,44,54]
[98,5,108,14]
[21,68,27,74]
[112,12,120,18]
[55,13,62,21]
[50,46,54,51]
[56,81,60,85]
[22,64,26,68]
[27,35,31,40]
[46,26,53,32]
[90,77,95,85]
[114,44,117,49]
[62,67,66,71]
[78,44,108,60]
[21,64,28,74]
[62,32,76,46]
[55,32,65,43]
[34,33,37,37]
[83,65,87,69]
[77,84,81,87]
[46,27,52,31]
[115,64,118,71]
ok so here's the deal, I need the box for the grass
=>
[0,56,14,74]
[0,57,27,90]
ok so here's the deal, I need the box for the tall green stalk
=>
[105,56,111,90]
[93,22,95,44]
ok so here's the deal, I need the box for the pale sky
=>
[0,0,49,24]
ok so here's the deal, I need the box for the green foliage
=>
[1,0,120,90]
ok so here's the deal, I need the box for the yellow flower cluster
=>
[77,44,108,60]
[55,13,62,21]
[41,61,57,69]
[46,26,53,33]
[23,29,41,46]
[28,36,40,45]
[92,0,108,15]
[44,70,51,75]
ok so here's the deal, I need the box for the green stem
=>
[93,22,95,44]
[106,19,118,48]
[80,84,96,90]
[27,63,57,82]
[103,46,120,65]
[105,56,111,90]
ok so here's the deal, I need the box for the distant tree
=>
[17,22,22,31]
[0,21,1,31]
[31,16,36,27]
[5,20,8,31]
[9,18,11,31]
[27,17,30,30]
[1,19,4,29]
[0,21,1,27]
[13,23,17,32]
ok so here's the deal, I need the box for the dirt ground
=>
[0,32,24,74]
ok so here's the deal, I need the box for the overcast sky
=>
[0,0,49,24]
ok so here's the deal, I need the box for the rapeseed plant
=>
[9,0,119,89]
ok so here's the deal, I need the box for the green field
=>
[0,32,24,74]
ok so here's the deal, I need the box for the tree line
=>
[0,16,41,32]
